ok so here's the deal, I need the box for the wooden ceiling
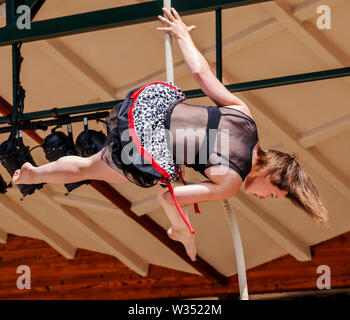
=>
[0,231,349,299]
[0,0,349,298]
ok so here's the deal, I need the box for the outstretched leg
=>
[12,149,128,185]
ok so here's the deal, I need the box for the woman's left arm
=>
[161,166,242,208]
[158,7,248,108]
[157,170,241,232]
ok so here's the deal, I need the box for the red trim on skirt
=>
[127,82,196,234]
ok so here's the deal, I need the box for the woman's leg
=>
[12,149,128,185]
[156,184,197,261]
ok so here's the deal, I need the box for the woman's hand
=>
[157,7,196,40]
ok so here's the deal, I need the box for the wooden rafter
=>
[52,192,123,215]
[0,227,7,243]
[229,195,311,261]
[131,194,161,216]
[36,39,118,100]
[37,186,149,277]
[299,113,350,148]
[0,193,76,259]
[264,0,350,85]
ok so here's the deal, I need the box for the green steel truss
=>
[0,0,271,46]
[0,0,349,127]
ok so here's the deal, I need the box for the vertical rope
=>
[163,0,174,83]
[222,199,249,300]
[161,4,248,297]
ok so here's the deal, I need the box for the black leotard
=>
[102,86,258,235]
[166,103,259,181]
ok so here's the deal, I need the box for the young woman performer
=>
[12,8,328,262]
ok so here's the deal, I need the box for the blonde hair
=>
[255,146,329,225]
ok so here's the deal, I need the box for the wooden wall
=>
[0,231,349,299]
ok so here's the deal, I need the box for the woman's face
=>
[244,174,288,200]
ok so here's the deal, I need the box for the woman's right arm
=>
[158,8,248,108]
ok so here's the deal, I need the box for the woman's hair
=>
[102,102,158,188]
[255,145,329,225]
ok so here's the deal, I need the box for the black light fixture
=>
[0,130,44,198]
[75,117,106,157]
[42,123,90,195]
[0,42,44,199]
[42,126,75,162]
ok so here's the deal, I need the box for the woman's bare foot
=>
[12,162,35,185]
[168,227,197,262]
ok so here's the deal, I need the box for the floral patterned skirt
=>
[101,81,185,187]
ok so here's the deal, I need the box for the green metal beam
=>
[185,67,350,98]
[26,0,46,20]
[216,8,223,82]
[3,100,121,124]
[6,0,20,121]
[0,111,109,134]
[5,0,16,26]
[0,0,272,46]
[26,0,41,10]
[1,66,349,125]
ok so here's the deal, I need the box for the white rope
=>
[161,2,248,298]
[222,199,249,300]
[163,0,174,83]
